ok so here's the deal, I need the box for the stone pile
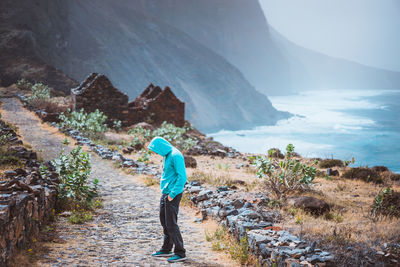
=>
[0,120,59,266]
[186,137,241,158]
[59,128,161,177]
[184,182,335,266]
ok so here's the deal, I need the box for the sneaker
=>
[167,254,187,262]
[152,251,174,257]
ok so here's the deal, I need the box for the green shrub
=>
[319,159,344,168]
[342,167,383,184]
[51,146,99,205]
[254,144,317,199]
[205,227,252,265]
[138,149,151,163]
[112,120,122,132]
[28,82,51,103]
[152,122,196,151]
[58,108,108,138]
[68,209,93,224]
[268,148,285,159]
[128,122,197,151]
[371,187,400,219]
[16,78,33,90]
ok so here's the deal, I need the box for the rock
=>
[232,179,246,185]
[232,199,245,209]
[239,209,261,220]
[193,190,213,202]
[4,170,17,178]
[236,163,244,169]
[326,168,339,176]
[122,147,134,154]
[188,186,202,194]
[288,196,330,215]
[216,186,229,192]
[184,156,197,168]
[190,181,201,186]
[212,149,227,157]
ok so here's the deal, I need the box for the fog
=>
[260,0,400,71]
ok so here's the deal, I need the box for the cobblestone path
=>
[1,97,236,267]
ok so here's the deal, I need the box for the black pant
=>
[159,193,186,257]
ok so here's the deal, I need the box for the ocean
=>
[210,90,400,173]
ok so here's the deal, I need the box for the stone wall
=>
[71,73,185,127]
[0,120,59,266]
[71,73,129,124]
[127,84,185,127]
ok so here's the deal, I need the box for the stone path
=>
[0,97,236,267]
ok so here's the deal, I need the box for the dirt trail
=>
[0,97,236,267]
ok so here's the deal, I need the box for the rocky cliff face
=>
[0,0,287,132]
[128,0,400,95]
[0,0,78,92]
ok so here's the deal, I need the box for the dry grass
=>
[278,176,400,263]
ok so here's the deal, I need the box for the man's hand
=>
[168,195,173,201]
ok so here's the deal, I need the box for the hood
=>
[148,137,173,156]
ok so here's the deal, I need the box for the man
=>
[148,136,187,262]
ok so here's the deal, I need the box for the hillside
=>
[131,0,400,95]
[0,0,287,132]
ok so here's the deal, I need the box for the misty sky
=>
[260,0,400,72]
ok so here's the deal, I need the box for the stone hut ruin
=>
[127,84,185,127]
[71,73,185,127]
[71,73,129,124]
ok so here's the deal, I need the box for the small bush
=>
[205,227,253,265]
[68,209,93,224]
[112,120,122,132]
[144,176,159,186]
[16,78,33,91]
[138,149,151,163]
[151,122,197,151]
[28,83,51,104]
[268,148,284,159]
[371,188,400,219]
[254,144,317,199]
[319,159,344,168]
[58,108,108,138]
[51,146,99,205]
[342,167,383,184]
[325,211,344,223]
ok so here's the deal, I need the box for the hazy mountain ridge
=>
[131,0,400,95]
[0,0,287,132]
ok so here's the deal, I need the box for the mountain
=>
[130,0,400,95]
[0,0,287,132]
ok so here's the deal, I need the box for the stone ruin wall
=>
[71,73,185,128]
[0,120,59,266]
[71,73,129,124]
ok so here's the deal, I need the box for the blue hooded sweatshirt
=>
[148,137,187,199]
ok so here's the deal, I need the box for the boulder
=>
[288,196,330,215]
[184,156,197,168]
[326,168,339,176]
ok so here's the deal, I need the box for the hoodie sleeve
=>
[169,152,187,199]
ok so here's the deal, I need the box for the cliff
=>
[129,0,400,95]
[0,0,287,132]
